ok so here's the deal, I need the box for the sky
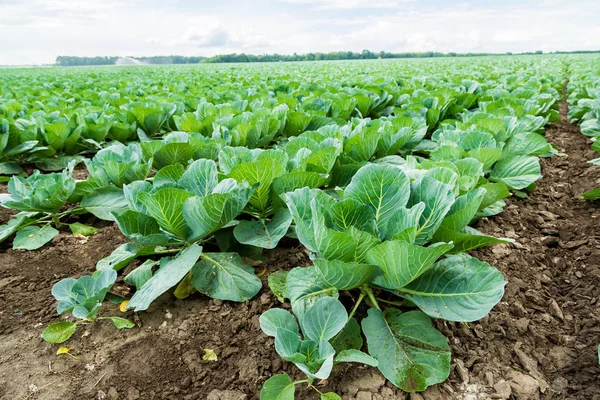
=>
[1,0,599,65]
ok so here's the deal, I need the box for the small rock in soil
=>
[356,391,373,400]
[548,299,564,321]
[515,317,530,334]
[548,346,573,370]
[107,387,119,400]
[455,359,469,383]
[345,370,386,396]
[422,386,445,400]
[181,350,201,372]
[562,239,588,249]
[507,370,540,400]
[493,380,512,399]
[126,387,140,400]
[379,387,396,399]
[206,389,247,400]
[511,300,528,317]
[551,376,569,393]
[260,293,271,304]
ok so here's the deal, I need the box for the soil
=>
[0,99,599,400]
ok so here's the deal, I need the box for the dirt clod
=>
[508,370,540,400]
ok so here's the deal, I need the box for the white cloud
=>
[282,0,414,10]
[0,0,598,65]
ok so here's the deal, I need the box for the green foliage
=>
[0,56,572,393]
[262,163,509,394]
[43,269,134,343]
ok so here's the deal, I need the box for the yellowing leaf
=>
[256,266,267,278]
[119,300,129,313]
[56,346,72,356]
[202,348,218,361]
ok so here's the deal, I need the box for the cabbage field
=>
[0,55,599,400]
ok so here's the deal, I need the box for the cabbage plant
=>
[260,164,507,397]
[42,269,135,343]
[0,164,77,249]
[97,158,263,311]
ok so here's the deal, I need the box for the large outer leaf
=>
[479,182,510,210]
[96,242,157,271]
[397,255,506,322]
[42,321,77,344]
[260,308,299,337]
[432,226,511,253]
[139,188,194,240]
[408,176,455,245]
[81,187,128,221]
[123,181,153,214]
[228,158,286,212]
[152,164,184,188]
[331,317,363,353]
[345,164,410,232]
[334,349,378,366]
[178,159,218,197]
[315,226,356,262]
[327,199,378,236]
[127,244,203,311]
[383,204,425,243]
[13,225,59,250]
[503,132,551,157]
[182,182,253,242]
[362,308,450,392]
[113,210,173,245]
[270,171,328,209]
[312,259,379,290]
[286,266,339,319]
[0,212,35,242]
[366,240,453,290]
[191,252,261,302]
[438,188,486,232]
[233,208,293,249]
[153,142,194,169]
[490,156,541,190]
[260,374,295,400]
[285,187,335,252]
[300,297,348,342]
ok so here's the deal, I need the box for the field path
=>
[446,92,600,400]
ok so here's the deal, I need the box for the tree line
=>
[55,50,600,66]
[55,55,205,67]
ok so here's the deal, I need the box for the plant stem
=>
[348,291,365,320]
[308,383,324,395]
[375,297,407,307]
[51,214,62,228]
[58,208,77,218]
[362,286,381,311]
[155,247,184,254]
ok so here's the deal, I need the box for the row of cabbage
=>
[0,57,562,175]
[567,56,600,200]
[0,57,565,398]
